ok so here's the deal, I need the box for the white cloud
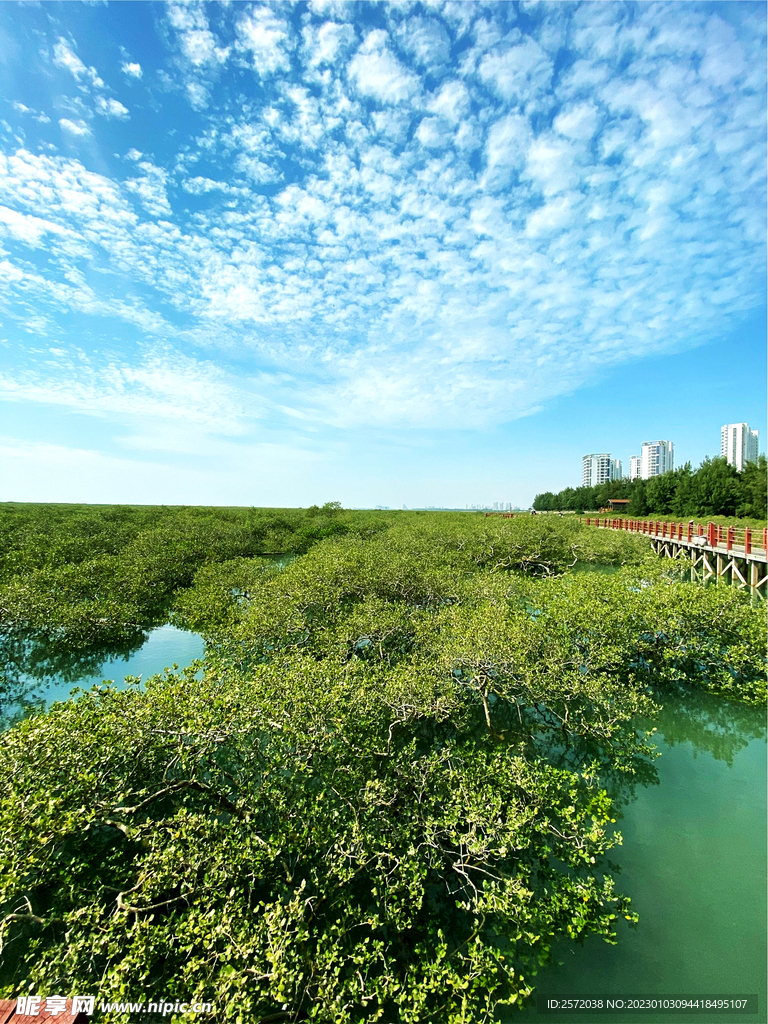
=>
[415,116,452,149]
[558,58,612,97]
[0,260,25,284]
[12,102,51,124]
[0,2,763,441]
[126,160,172,216]
[167,2,229,67]
[303,20,356,67]
[307,0,355,22]
[427,79,470,122]
[699,15,746,86]
[523,135,581,195]
[440,1,476,39]
[553,102,600,140]
[122,61,143,78]
[181,176,235,195]
[58,118,91,137]
[0,149,136,236]
[0,347,247,434]
[478,37,552,102]
[235,155,281,184]
[370,109,411,144]
[396,17,452,69]
[237,6,292,75]
[52,38,88,78]
[185,81,210,110]
[349,32,420,104]
[525,194,577,237]
[95,96,130,119]
[484,112,532,189]
[603,81,691,152]
[0,205,71,246]
[52,37,104,88]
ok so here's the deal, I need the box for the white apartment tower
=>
[640,440,674,479]
[721,423,759,471]
[629,455,642,481]
[582,453,623,488]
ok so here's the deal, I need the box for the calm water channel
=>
[509,690,767,1024]
[0,555,295,729]
[0,624,205,730]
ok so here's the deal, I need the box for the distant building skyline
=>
[583,422,765,489]
[588,440,675,484]
[582,453,622,488]
[640,440,674,479]
[465,502,515,511]
[721,423,759,471]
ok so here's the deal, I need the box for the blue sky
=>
[0,0,765,508]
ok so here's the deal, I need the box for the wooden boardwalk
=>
[583,517,767,592]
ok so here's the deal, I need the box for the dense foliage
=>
[0,502,386,661]
[0,509,765,1023]
[533,455,767,520]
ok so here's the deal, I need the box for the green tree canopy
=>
[534,456,766,521]
[1,516,765,1022]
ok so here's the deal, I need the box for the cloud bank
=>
[0,0,764,439]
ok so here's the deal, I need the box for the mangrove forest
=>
[0,503,765,1023]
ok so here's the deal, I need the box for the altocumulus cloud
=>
[0,0,764,436]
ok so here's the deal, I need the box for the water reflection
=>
[647,686,766,766]
[0,625,204,731]
[507,687,767,1024]
[0,554,290,731]
[0,625,147,683]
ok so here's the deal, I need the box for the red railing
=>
[581,517,767,553]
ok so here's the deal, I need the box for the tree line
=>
[533,455,767,520]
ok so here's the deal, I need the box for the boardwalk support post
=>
[579,517,766,595]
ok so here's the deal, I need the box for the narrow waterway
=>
[0,624,205,731]
[0,553,294,731]
[508,690,767,1024]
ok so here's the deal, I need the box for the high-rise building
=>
[640,440,674,479]
[629,455,641,480]
[721,423,759,471]
[582,453,622,488]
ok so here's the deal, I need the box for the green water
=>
[509,691,767,1024]
[0,624,205,731]
[0,555,297,731]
